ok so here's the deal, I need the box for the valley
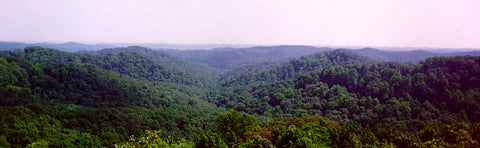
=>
[1,44,479,147]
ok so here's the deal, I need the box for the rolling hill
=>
[1,44,480,147]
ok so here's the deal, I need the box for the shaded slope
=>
[217,49,372,87]
[21,46,216,86]
[212,52,480,134]
[0,49,222,147]
[97,46,220,84]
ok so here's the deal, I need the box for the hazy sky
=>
[1,0,479,48]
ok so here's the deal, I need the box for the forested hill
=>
[16,46,216,86]
[92,46,220,85]
[1,46,480,147]
[217,49,372,87]
[214,54,480,122]
[0,41,115,52]
[3,41,479,65]
[165,45,480,70]
[206,52,480,147]
[165,45,331,70]
[0,47,223,147]
[354,47,480,63]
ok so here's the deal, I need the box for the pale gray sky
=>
[1,0,479,48]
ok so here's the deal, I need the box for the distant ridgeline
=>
[0,45,479,147]
[0,41,116,52]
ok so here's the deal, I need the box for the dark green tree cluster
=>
[114,130,195,148]
[212,50,480,147]
[192,111,480,148]
[195,110,333,148]
[194,110,389,148]
[218,49,371,87]
[0,48,222,147]
[21,46,215,87]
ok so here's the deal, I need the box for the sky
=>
[1,0,479,48]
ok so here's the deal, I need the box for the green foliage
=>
[276,124,331,148]
[0,106,102,147]
[196,130,228,148]
[22,46,215,86]
[211,51,480,147]
[438,122,480,147]
[263,117,331,148]
[302,122,331,146]
[167,45,329,71]
[0,47,222,147]
[338,124,377,147]
[240,136,274,148]
[2,46,480,147]
[218,49,369,87]
[216,54,480,124]
[419,122,439,142]
[115,130,194,148]
[198,113,334,148]
[215,110,256,146]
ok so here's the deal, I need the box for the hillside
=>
[3,41,479,65]
[1,46,480,147]
[355,47,480,63]
[214,54,480,122]
[207,51,480,147]
[18,46,216,86]
[92,46,220,86]
[0,47,222,147]
[217,49,371,87]
[166,45,331,70]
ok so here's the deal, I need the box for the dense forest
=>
[1,46,479,147]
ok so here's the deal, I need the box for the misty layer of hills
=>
[2,41,479,66]
[1,42,480,147]
[0,41,250,52]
